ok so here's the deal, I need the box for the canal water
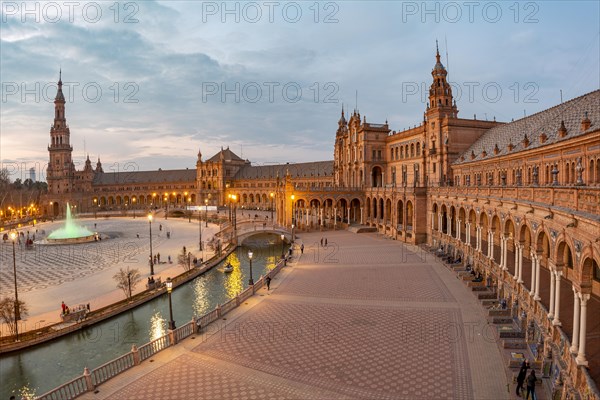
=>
[0,234,288,398]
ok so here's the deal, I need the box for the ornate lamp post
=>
[93,198,97,219]
[281,233,285,258]
[164,194,168,220]
[248,251,254,286]
[148,214,154,276]
[9,230,20,341]
[132,197,136,219]
[166,277,176,330]
[290,194,295,227]
[204,198,209,227]
[270,192,275,222]
[187,196,192,222]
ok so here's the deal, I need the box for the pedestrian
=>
[516,360,530,397]
[168,255,172,263]
[266,276,272,290]
[157,253,161,263]
[61,301,66,314]
[320,237,323,247]
[300,244,304,254]
[159,224,162,231]
[136,233,140,238]
[525,370,537,400]
[324,238,328,247]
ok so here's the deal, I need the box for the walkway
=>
[79,230,509,400]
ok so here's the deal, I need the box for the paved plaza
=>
[79,230,510,400]
[0,215,219,334]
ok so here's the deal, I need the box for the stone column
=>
[552,270,562,326]
[576,294,590,366]
[347,207,350,225]
[518,245,524,283]
[361,207,364,225]
[431,212,435,231]
[476,226,482,251]
[534,254,541,300]
[438,213,443,233]
[530,252,537,297]
[570,287,581,354]
[501,236,508,270]
[466,222,471,245]
[548,268,556,318]
[447,215,452,236]
[513,243,520,280]
[488,231,494,259]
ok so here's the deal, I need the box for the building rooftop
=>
[92,169,196,185]
[234,161,333,180]
[454,89,599,165]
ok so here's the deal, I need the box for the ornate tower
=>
[425,43,458,186]
[426,42,457,120]
[47,70,76,197]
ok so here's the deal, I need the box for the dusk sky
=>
[1,1,599,182]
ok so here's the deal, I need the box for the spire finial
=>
[59,68,62,85]
[435,40,440,62]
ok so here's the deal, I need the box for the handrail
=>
[91,352,135,386]
[37,375,89,400]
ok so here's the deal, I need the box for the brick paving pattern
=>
[83,230,508,400]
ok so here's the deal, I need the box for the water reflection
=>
[192,276,210,317]
[224,252,244,298]
[149,312,166,341]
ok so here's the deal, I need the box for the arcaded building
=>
[43,48,599,397]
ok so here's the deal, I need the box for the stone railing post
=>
[216,304,222,318]
[168,329,176,346]
[83,367,94,392]
[132,344,140,365]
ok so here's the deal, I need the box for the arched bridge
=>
[216,221,292,245]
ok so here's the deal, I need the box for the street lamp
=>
[132,197,136,219]
[204,198,209,227]
[270,192,274,222]
[292,224,295,242]
[9,231,20,341]
[231,194,238,237]
[198,204,203,255]
[290,194,295,228]
[164,194,168,220]
[93,198,97,219]
[148,214,154,276]
[166,277,176,330]
[248,250,254,286]
[281,233,285,258]
[187,197,192,222]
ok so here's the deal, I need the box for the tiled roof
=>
[93,169,196,185]
[207,148,245,162]
[234,161,333,179]
[454,90,599,165]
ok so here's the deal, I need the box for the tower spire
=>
[436,39,440,62]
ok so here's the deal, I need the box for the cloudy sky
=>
[1,1,599,182]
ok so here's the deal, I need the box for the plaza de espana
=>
[42,49,599,398]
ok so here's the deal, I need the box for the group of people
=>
[320,237,328,247]
[516,360,538,399]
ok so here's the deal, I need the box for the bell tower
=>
[426,41,457,120]
[47,70,76,196]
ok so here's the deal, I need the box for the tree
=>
[113,267,141,299]
[0,297,29,336]
[177,246,191,271]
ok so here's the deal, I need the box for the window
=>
[594,262,600,282]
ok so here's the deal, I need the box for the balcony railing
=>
[430,185,600,216]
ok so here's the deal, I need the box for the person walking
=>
[320,237,323,247]
[300,244,304,254]
[516,360,530,397]
[525,370,537,400]
[61,301,66,314]
[324,238,328,247]
[266,276,272,291]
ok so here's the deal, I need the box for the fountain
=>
[46,203,97,244]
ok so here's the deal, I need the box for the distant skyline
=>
[1,1,599,182]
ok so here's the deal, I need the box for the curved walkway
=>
[80,231,509,399]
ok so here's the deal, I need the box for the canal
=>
[0,234,288,398]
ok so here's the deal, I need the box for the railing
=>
[91,353,135,386]
[138,334,169,361]
[430,185,600,216]
[38,376,88,400]
[174,321,194,343]
[40,256,289,400]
